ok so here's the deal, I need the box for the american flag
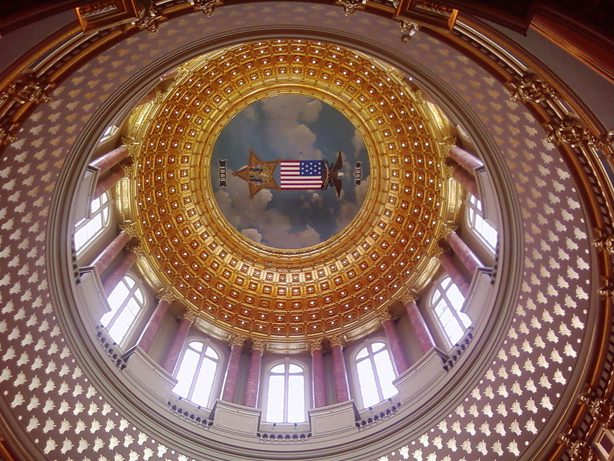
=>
[280,160,324,190]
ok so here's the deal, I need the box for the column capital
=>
[251,339,266,352]
[182,310,198,323]
[308,338,323,352]
[120,162,134,177]
[433,245,446,258]
[128,242,146,258]
[122,137,139,157]
[228,335,246,348]
[375,309,392,322]
[440,223,458,239]
[329,335,345,348]
[119,221,139,239]
[158,287,176,303]
[398,287,418,303]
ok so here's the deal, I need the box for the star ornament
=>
[233,151,280,198]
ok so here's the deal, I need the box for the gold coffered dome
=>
[121,39,458,347]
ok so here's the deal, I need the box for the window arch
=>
[100,273,146,346]
[354,341,397,408]
[466,194,497,252]
[172,340,220,408]
[431,276,471,346]
[74,191,111,255]
[264,359,306,423]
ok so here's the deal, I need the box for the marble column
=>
[379,311,410,374]
[221,336,245,403]
[445,229,482,274]
[90,223,136,275]
[243,340,265,408]
[438,250,470,297]
[450,164,480,199]
[448,145,483,173]
[310,339,327,408]
[136,289,175,354]
[403,298,436,355]
[90,145,130,175]
[102,248,138,297]
[162,312,195,374]
[330,336,350,403]
[94,165,125,198]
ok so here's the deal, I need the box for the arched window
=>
[264,360,306,423]
[100,274,145,346]
[173,341,220,408]
[355,341,397,408]
[466,194,497,252]
[431,276,471,346]
[74,191,110,254]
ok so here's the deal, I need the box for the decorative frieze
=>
[0,72,52,106]
[559,431,597,461]
[192,0,222,16]
[593,235,614,255]
[505,72,557,104]
[580,393,614,428]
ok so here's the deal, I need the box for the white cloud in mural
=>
[241,228,263,243]
[260,95,323,160]
[215,172,322,248]
[337,175,370,228]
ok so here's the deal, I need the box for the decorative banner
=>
[211,94,370,249]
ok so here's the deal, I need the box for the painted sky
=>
[211,94,370,249]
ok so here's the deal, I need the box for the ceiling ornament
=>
[122,39,457,349]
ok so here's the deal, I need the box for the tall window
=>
[355,341,397,408]
[264,360,306,423]
[431,276,471,346]
[466,194,497,251]
[74,192,110,254]
[173,341,220,408]
[100,274,145,346]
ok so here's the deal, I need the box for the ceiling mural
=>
[211,94,370,249]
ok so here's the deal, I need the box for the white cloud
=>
[260,95,323,160]
[214,170,322,248]
[336,175,370,229]
[352,128,365,155]
[241,228,263,243]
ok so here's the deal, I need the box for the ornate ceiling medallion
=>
[125,39,456,347]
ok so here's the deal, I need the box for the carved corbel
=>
[338,0,366,16]
[134,2,165,33]
[400,20,420,42]
[192,0,222,17]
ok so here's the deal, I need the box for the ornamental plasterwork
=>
[122,39,457,347]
